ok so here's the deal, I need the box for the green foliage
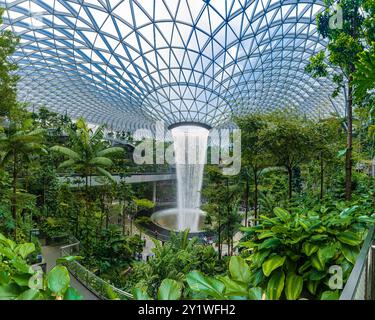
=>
[0,9,20,117]
[134,198,155,210]
[134,256,266,301]
[239,202,374,300]
[80,225,143,281]
[354,48,375,100]
[203,165,242,256]
[51,117,123,184]
[157,279,182,300]
[0,232,82,300]
[125,230,226,299]
[0,118,46,238]
[47,265,70,296]
[304,51,328,78]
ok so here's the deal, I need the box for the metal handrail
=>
[60,237,134,300]
[340,227,375,300]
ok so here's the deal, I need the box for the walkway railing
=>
[340,227,375,300]
[59,236,134,300]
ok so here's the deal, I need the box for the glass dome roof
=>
[0,0,345,130]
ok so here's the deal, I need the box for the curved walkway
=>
[41,246,99,300]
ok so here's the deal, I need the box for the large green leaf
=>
[357,215,375,224]
[218,276,248,298]
[317,245,337,265]
[266,270,285,300]
[0,246,16,259]
[47,266,70,296]
[133,287,152,300]
[11,257,33,274]
[250,250,271,268]
[321,291,340,300]
[58,159,76,169]
[186,271,225,299]
[273,207,289,221]
[302,242,319,256]
[258,238,281,250]
[257,231,275,240]
[339,206,359,218]
[337,231,362,246]
[64,287,83,300]
[229,256,251,283]
[311,254,325,271]
[16,288,40,300]
[89,157,113,167]
[12,273,32,287]
[97,147,124,157]
[249,269,265,287]
[262,255,286,277]
[157,279,182,300]
[96,167,116,183]
[298,260,311,274]
[307,280,319,295]
[285,273,303,300]
[248,287,264,300]
[0,284,21,300]
[311,234,329,242]
[15,243,35,259]
[309,269,327,281]
[341,245,359,265]
[0,271,10,285]
[50,146,81,161]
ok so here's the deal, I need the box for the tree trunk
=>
[226,178,230,256]
[75,209,79,237]
[287,166,293,199]
[320,151,324,200]
[122,205,126,236]
[345,78,353,201]
[244,174,249,227]
[85,175,88,197]
[106,209,109,229]
[253,168,259,224]
[218,217,221,260]
[12,152,18,238]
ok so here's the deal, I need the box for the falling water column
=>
[171,125,209,232]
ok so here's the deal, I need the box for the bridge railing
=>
[340,227,375,300]
[60,236,134,300]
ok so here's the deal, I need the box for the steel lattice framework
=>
[0,0,345,130]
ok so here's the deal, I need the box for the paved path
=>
[41,246,99,300]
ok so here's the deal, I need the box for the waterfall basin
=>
[151,208,206,233]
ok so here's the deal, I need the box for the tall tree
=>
[354,0,375,101]
[51,118,124,199]
[235,114,271,225]
[305,0,368,200]
[309,118,344,199]
[0,119,46,237]
[202,165,241,257]
[0,9,19,118]
[260,112,313,200]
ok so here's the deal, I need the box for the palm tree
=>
[0,122,46,238]
[51,118,123,200]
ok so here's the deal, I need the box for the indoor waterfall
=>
[171,125,209,232]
